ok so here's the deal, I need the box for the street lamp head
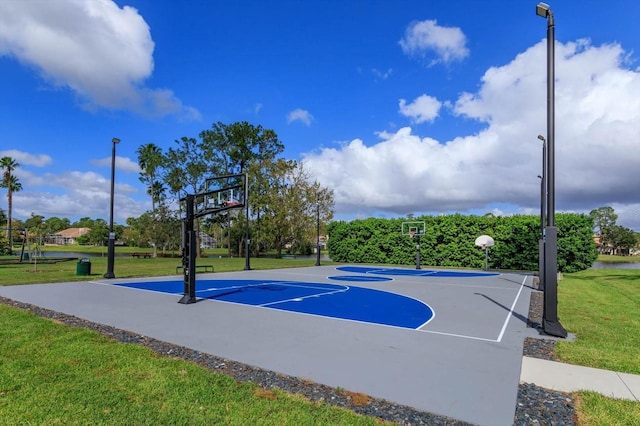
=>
[537,134,546,142]
[112,137,121,144]
[536,2,550,18]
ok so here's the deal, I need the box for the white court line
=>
[495,275,528,342]
[195,280,351,308]
[417,328,499,343]
[259,284,350,307]
[197,281,348,293]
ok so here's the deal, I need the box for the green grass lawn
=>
[2,249,639,424]
[555,268,640,425]
[0,304,385,425]
[0,254,333,286]
[556,269,640,375]
[596,254,640,263]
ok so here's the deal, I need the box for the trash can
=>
[76,258,91,276]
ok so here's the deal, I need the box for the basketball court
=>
[0,264,538,425]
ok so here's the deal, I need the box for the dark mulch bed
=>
[0,284,576,425]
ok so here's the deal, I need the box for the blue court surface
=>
[117,278,434,329]
[336,265,499,277]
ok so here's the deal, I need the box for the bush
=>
[327,214,597,272]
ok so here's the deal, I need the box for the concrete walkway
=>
[520,356,640,401]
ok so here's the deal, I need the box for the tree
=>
[163,137,212,257]
[71,217,96,228]
[249,160,334,257]
[200,121,285,175]
[0,208,8,255]
[137,143,165,211]
[607,225,637,255]
[44,217,71,234]
[199,122,286,257]
[589,206,617,234]
[250,159,298,257]
[86,219,109,245]
[137,143,168,257]
[589,206,620,254]
[24,213,46,245]
[1,156,20,248]
[162,122,285,258]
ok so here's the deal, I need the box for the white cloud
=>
[303,39,640,230]
[91,156,141,173]
[0,0,199,119]
[399,19,469,65]
[372,68,393,80]
[399,94,442,124]
[287,108,314,126]
[0,150,52,167]
[12,170,145,222]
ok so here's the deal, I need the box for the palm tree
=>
[148,180,166,207]
[1,157,20,249]
[136,143,164,212]
[2,175,22,249]
[137,143,165,257]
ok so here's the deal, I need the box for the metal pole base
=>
[543,319,567,338]
[178,295,197,304]
[542,226,567,338]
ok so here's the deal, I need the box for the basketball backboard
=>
[196,173,247,218]
[401,221,426,237]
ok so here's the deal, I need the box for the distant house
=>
[46,227,90,245]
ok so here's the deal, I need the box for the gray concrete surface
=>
[1,266,541,426]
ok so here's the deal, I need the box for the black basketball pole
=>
[315,198,321,266]
[179,194,197,304]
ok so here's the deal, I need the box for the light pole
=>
[536,2,567,337]
[538,135,546,237]
[104,137,120,279]
[538,135,546,290]
[315,198,321,266]
[243,172,251,270]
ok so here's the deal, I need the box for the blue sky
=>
[1,0,640,230]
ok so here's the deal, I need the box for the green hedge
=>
[327,214,597,273]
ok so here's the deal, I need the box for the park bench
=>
[131,252,152,258]
[175,264,214,274]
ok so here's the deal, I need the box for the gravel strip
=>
[515,290,577,425]
[1,288,576,425]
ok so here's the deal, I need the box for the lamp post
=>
[538,135,546,237]
[243,172,251,270]
[538,135,546,290]
[536,2,567,337]
[104,137,120,279]
[315,198,321,266]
